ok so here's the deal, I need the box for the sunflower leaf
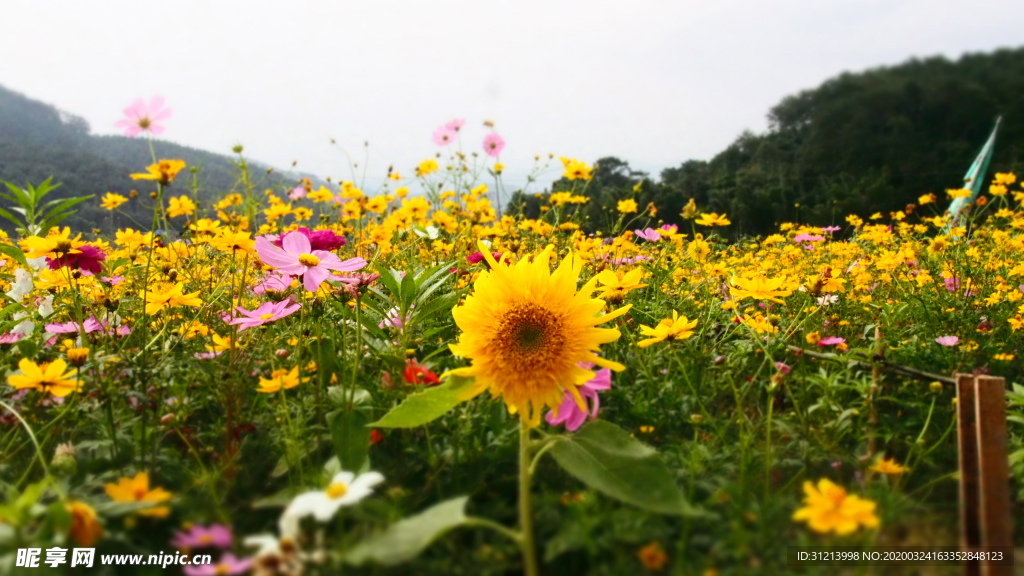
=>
[369,375,475,428]
[549,420,702,516]
[345,496,469,566]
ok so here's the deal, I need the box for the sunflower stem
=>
[519,419,540,576]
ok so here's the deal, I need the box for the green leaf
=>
[345,496,469,566]
[328,409,371,472]
[370,375,475,428]
[0,303,23,320]
[549,420,699,516]
[0,244,28,268]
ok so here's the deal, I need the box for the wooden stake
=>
[974,375,1012,576]
[956,373,981,576]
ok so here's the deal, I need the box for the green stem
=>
[518,420,539,576]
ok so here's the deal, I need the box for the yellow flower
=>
[559,157,593,181]
[946,188,972,199]
[917,193,935,205]
[637,541,668,572]
[104,472,172,518]
[365,196,389,213]
[869,457,909,475]
[447,243,629,426]
[594,269,648,302]
[7,358,82,397]
[167,196,196,218]
[729,276,792,304]
[100,192,129,210]
[792,478,879,535]
[681,198,697,219]
[416,158,440,177]
[993,172,1017,185]
[143,283,203,315]
[257,366,308,393]
[993,353,1015,361]
[20,227,86,260]
[695,213,731,226]
[637,311,698,347]
[68,501,103,547]
[130,159,187,185]
[493,163,505,174]
[208,230,255,254]
[308,187,334,202]
[617,199,638,214]
[742,314,777,335]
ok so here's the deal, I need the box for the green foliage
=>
[549,421,697,516]
[0,177,91,237]
[371,375,475,428]
[345,496,470,566]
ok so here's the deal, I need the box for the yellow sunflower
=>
[447,243,629,426]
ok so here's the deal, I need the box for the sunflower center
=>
[298,253,320,267]
[326,481,348,499]
[496,303,565,366]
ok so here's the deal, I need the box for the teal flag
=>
[945,117,1000,229]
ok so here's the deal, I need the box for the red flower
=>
[403,359,440,386]
[370,430,384,445]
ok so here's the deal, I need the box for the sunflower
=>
[448,244,629,426]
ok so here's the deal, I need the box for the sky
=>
[2,0,1023,192]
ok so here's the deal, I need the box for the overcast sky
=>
[2,0,1022,191]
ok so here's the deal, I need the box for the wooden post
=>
[974,375,1012,576]
[956,373,1013,576]
[957,374,982,576]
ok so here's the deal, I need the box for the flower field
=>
[1,105,1024,575]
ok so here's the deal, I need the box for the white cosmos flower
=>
[5,268,34,300]
[279,470,384,537]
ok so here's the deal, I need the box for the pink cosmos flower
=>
[935,335,959,347]
[47,244,106,276]
[466,251,504,265]
[114,96,172,137]
[775,362,791,374]
[380,306,413,330]
[610,255,651,265]
[171,524,233,549]
[660,224,679,234]
[482,133,505,157]
[228,300,301,331]
[0,333,23,344]
[253,271,293,295]
[546,363,612,432]
[101,276,125,285]
[432,126,457,146]
[272,228,347,251]
[255,234,366,292]
[793,233,824,243]
[289,187,307,200]
[634,228,661,242]
[183,554,251,576]
[817,336,846,347]
[445,118,465,132]
[944,277,960,292]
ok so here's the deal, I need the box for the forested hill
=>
[0,85,309,232]
[515,46,1024,237]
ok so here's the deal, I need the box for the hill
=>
[0,84,313,233]
[515,46,1024,237]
